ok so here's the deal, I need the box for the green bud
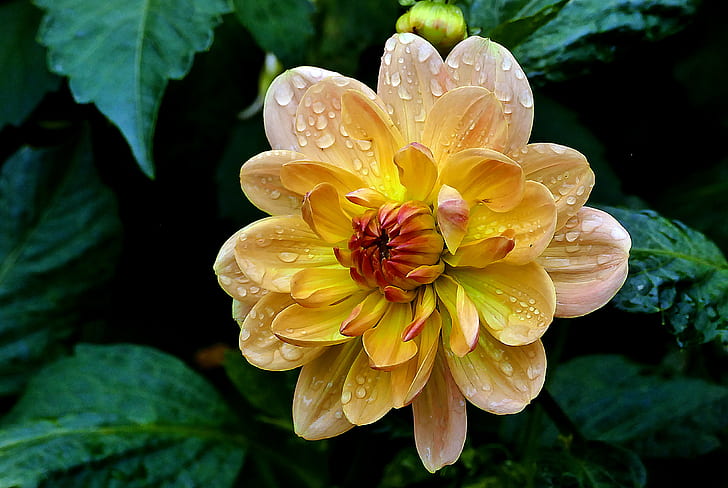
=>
[396,1,467,53]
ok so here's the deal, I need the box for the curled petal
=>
[234,216,339,293]
[214,229,269,310]
[464,181,557,264]
[363,302,418,370]
[240,150,306,215]
[510,143,595,230]
[342,348,394,425]
[538,207,631,317]
[264,66,339,151]
[235,294,324,371]
[412,349,467,473]
[393,143,438,201]
[449,263,556,346]
[293,341,358,440]
[340,292,389,336]
[445,37,533,152]
[439,148,524,212]
[437,184,469,254]
[435,275,479,357]
[378,33,454,142]
[301,183,354,243]
[444,235,515,268]
[280,160,366,197]
[345,187,390,209]
[392,310,441,407]
[291,267,361,308]
[272,294,364,346]
[402,285,437,341]
[422,86,509,162]
[443,315,547,414]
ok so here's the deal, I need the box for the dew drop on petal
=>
[341,390,352,404]
[355,386,367,399]
[315,132,336,149]
[518,89,534,108]
[273,83,294,106]
[240,328,251,341]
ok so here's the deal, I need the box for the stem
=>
[537,388,585,445]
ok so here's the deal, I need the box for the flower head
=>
[214,33,631,472]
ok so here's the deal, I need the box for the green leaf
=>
[605,207,728,346]
[0,344,246,487]
[33,0,231,177]
[0,0,60,128]
[0,136,121,395]
[550,355,728,458]
[486,0,569,49]
[233,0,314,66]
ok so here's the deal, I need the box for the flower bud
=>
[396,1,467,53]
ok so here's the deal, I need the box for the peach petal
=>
[301,182,354,243]
[444,235,515,268]
[538,207,631,317]
[341,348,394,425]
[264,66,339,151]
[271,294,364,346]
[437,184,469,254]
[412,349,467,473]
[293,341,358,440]
[443,317,547,415]
[239,150,307,215]
[449,263,556,346]
[393,143,438,201]
[235,294,325,371]
[405,262,445,285]
[392,310,441,407]
[445,37,533,152]
[214,229,269,310]
[340,292,390,336]
[439,148,525,211]
[280,160,366,198]
[234,216,339,293]
[363,302,418,370]
[422,86,509,163]
[510,143,595,230]
[290,267,361,308]
[435,275,479,357]
[377,33,454,142]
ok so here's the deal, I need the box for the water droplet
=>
[292,74,307,89]
[518,89,534,108]
[280,343,304,361]
[315,132,336,149]
[391,71,401,87]
[447,57,460,69]
[500,361,514,376]
[269,189,281,200]
[240,328,251,341]
[514,69,525,80]
[565,195,577,205]
[417,46,432,63]
[355,386,367,399]
[383,52,392,66]
[341,390,352,404]
[430,79,443,96]
[501,56,513,71]
[274,83,294,106]
[312,101,326,114]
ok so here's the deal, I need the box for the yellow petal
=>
[301,182,354,243]
[435,275,479,357]
[272,294,364,346]
[422,86,509,163]
[439,148,524,211]
[240,150,306,215]
[363,302,418,370]
[445,37,533,152]
[340,291,390,336]
[345,187,389,209]
[280,159,366,197]
[393,143,438,201]
[264,66,339,151]
[437,184,469,254]
[291,267,361,308]
[449,263,556,346]
[538,207,631,317]
[377,33,454,142]
[402,285,437,341]
[510,143,595,230]
[412,349,467,473]
[443,316,547,414]
[391,310,441,407]
[293,341,358,440]
[341,348,393,425]
[236,293,325,371]
[465,181,557,264]
[234,216,339,293]
[214,229,269,309]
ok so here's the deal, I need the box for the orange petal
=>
[444,235,515,268]
[464,181,557,264]
[340,292,390,336]
[377,33,454,142]
[301,182,354,243]
[538,207,631,317]
[406,262,445,285]
[443,320,547,415]
[345,187,390,209]
[392,310,441,407]
[437,184,469,254]
[214,229,270,310]
[445,37,533,152]
[293,341,358,440]
[393,143,438,201]
[422,86,509,162]
[264,66,339,151]
[280,159,366,197]
[234,216,339,293]
[412,349,467,473]
[449,263,556,346]
[434,275,479,357]
[510,143,595,230]
[402,285,437,341]
[439,148,524,211]
[236,293,325,371]
[240,150,306,215]
[341,348,393,425]
[271,294,364,346]
[363,302,418,370]
[290,267,361,308]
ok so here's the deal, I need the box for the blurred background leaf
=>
[0,134,121,395]
[0,344,246,488]
[33,0,231,177]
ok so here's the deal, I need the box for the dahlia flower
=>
[214,33,631,472]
